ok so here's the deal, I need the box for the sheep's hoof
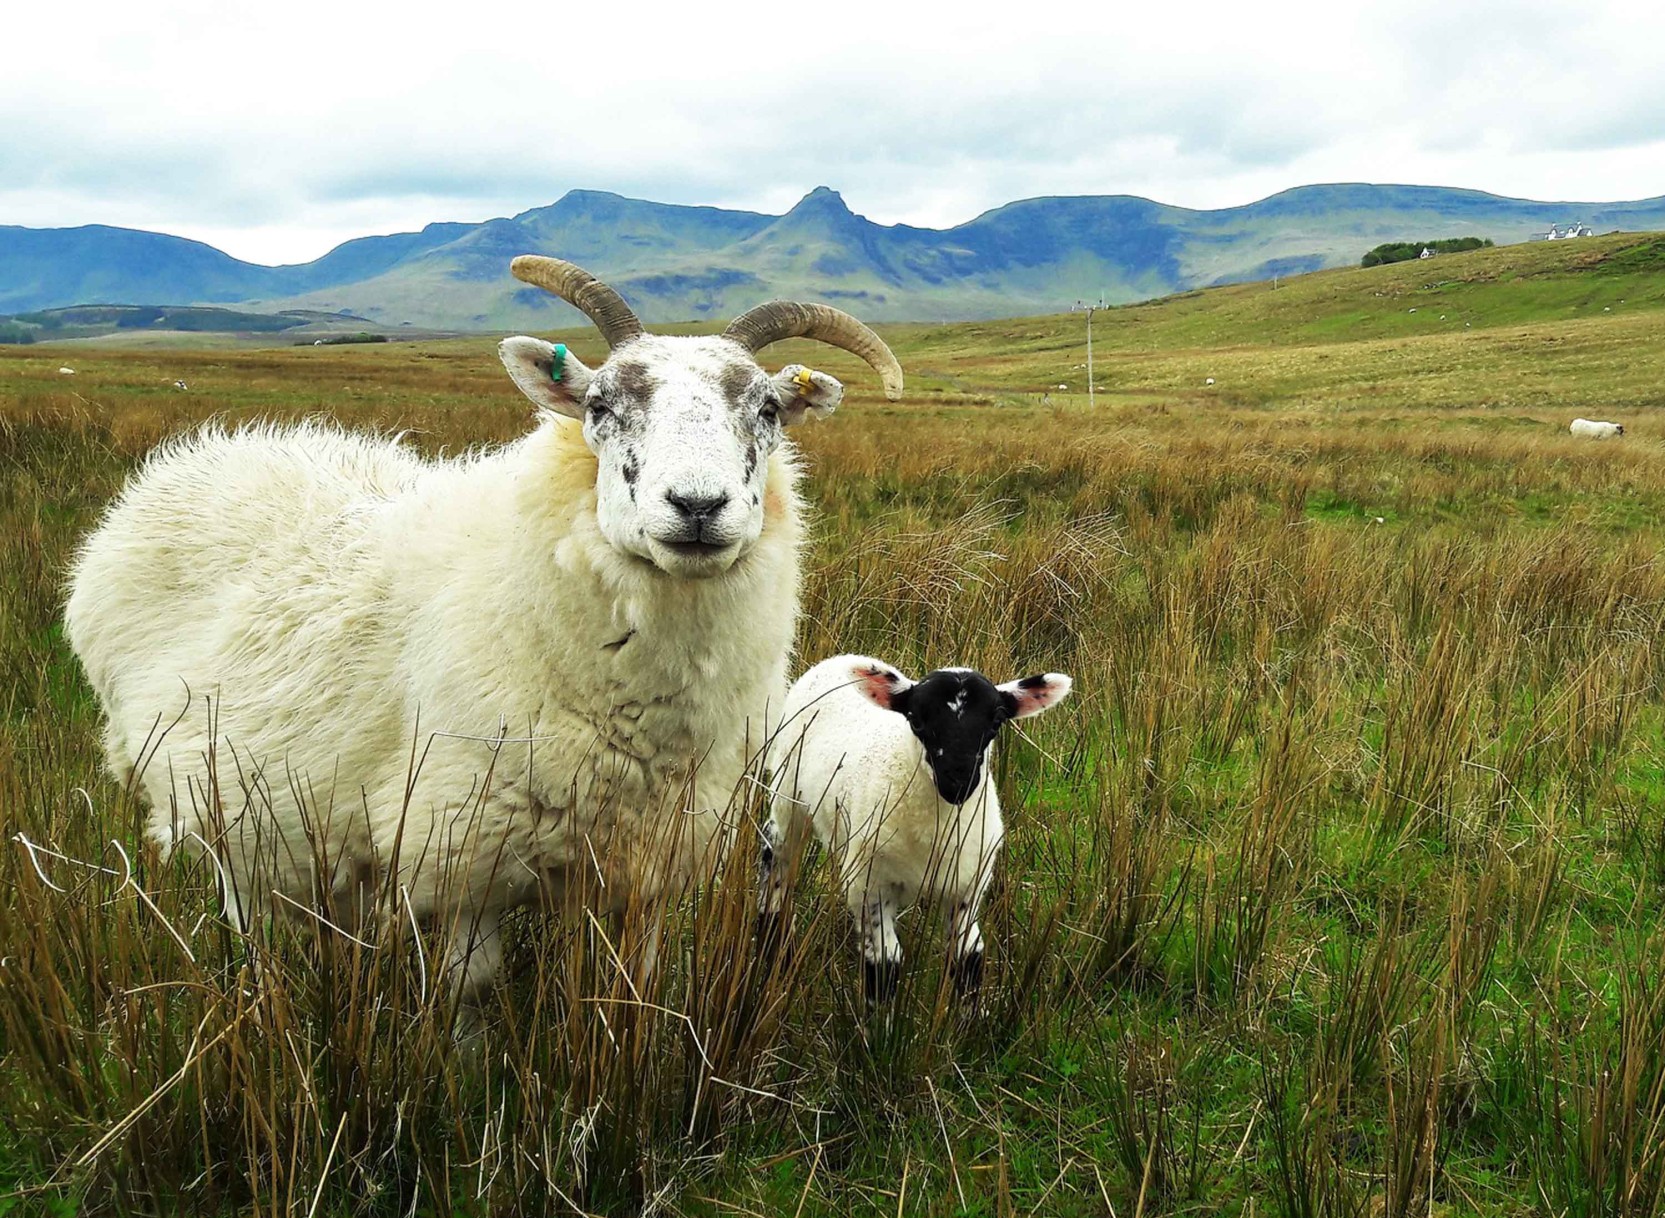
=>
[864,959,901,1004]
[950,950,984,998]
[754,911,792,963]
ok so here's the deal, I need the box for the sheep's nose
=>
[666,490,731,522]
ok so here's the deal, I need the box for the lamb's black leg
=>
[756,819,791,960]
[860,893,902,1005]
[946,897,987,1002]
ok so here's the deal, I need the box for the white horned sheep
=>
[760,655,1071,1001]
[1570,418,1624,439]
[64,256,903,1000]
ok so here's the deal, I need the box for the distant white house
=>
[1539,222,1594,240]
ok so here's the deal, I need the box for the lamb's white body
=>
[1570,418,1624,438]
[764,655,1003,987]
[66,418,803,981]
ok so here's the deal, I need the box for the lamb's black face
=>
[891,669,1013,806]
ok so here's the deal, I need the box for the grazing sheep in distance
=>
[760,656,1071,1001]
[1570,418,1624,439]
[58,367,74,375]
[173,380,188,391]
[64,256,904,1001]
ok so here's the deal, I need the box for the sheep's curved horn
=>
[510,255,644,349]
[724,302,904,400]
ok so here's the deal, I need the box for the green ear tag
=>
[550,343,568,383]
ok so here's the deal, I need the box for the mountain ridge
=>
[5,182,1664,327]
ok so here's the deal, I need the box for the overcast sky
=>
[5,0,1663,265]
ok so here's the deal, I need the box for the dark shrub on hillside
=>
[0,322,34,344]
[1362,237,1493,267]
[304,332,390,346]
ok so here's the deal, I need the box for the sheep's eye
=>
[759,396,782,424]
[586,397,613,423]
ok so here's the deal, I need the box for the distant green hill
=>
[10,304,311,336]
[6,183,1665,328]
[901,230,1665,361]
[0,303,413,344]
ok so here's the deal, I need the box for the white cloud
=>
[2,0,1662,263]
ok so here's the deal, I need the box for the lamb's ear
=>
[499,337,595,419]
[770,364,844,426]
[851,659,915,714]
[998,673,1072,720]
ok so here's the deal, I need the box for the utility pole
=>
[1072,296,1105,408]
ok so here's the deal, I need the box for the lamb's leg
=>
[856,890,902,1004]
[946,893,987,998]
[756,809,791,953]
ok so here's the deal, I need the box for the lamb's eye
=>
[759,394,782,424]
[586,397,613,423]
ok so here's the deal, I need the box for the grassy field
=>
[4,232,1665,1216]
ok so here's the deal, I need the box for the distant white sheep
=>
[58,367,74,375]
[760,655,1071,1001]
[1570,418,1624,439]
[65,256,904,1002]
[173,380,188,391]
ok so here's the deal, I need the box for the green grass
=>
[4,235,1665,1215]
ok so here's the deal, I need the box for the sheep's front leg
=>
[441,909,504,1015]
[946,893,986,998]
[856,890,903,1003]
[625,902,667,986]
[219,866,253,937]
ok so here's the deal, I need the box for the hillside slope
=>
[245,184,1665,329]
[6,183,1665,328]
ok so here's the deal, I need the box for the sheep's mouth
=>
[659,539,731,558]
[646,535,745,576]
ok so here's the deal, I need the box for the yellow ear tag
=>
[793,368,816,392]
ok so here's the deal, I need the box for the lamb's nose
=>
[666,490,731,522]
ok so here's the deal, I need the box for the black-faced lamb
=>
[760,655,1072,1001]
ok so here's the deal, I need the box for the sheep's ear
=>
[998,673,1072,720]
[769,364,844,426]
[852,659,915,714]
[499,337,595,419]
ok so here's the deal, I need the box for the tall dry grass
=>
[3,340,1665,1213]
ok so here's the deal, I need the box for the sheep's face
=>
[854,663,1074,807]
[501,334,841,577]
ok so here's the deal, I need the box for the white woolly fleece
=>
[1569,418,1624,439]
[65,417,805,926]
